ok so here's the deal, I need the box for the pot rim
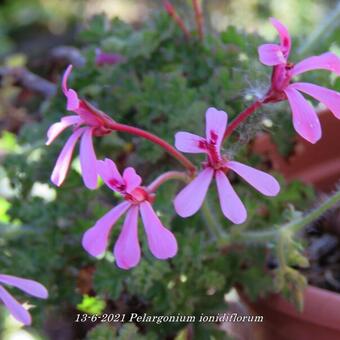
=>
[239,285,340,330]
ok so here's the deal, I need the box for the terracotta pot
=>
[237,285,340,340]
[229,111,340,339]
[252,110,340,191]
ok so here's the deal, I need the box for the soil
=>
[302,206,340,293]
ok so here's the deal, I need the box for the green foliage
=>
[86,322,151,340]
[77,295,106,315]
[273,230,309,311]
[1,7,336,339]
[0,198,10,223]
[0,131,18,153]
[86,323,116,340]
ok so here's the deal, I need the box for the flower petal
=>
[0,275,48,299]
[226,161,280,196]
[62,65,80,111]
[284,86,322,144]
[215,171,247,224]
[123,167,142,193]
[114,206,141,270]
[97,158,124,192]
[80,128,98,190]
[292,52,340,77]
[46,115,81,146]
[205,107,228,150]
[174,132,206,154]
[174,168,213,217]
[0,285,31,325]
[270,17,291,56]
[51,128,85,187]
[62,65,72,94]
[291,82,340,119]
[82,202,130,257]
[140,201,177,260]
[66,89,80,111]
[258,43,286,66]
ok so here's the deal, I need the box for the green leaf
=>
[77,295,106,315]
[0,131,18,152]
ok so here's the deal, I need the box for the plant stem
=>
[192,0,204,40]
[223,100,262,140]
[147,171,188,192]
[219,190,340,246]
[201,201,225,240]
[163,1,191,39]
[283,190,340,235]
[277,231,288,270]
[105,121,196,174]
[219,228,274,245]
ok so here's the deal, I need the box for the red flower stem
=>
[223,100,262,141]
[163,1,191,39]
[105,121,196,174]
[147,171,188,193]
[192,0,204,40]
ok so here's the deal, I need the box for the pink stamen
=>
[125,187,150,204]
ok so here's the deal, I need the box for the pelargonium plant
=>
[45,13,340,268]
[1,1,340,338]
[47,64,284,270]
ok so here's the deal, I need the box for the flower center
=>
[125,187,152,204]
[202,130,222,167]
[77,101,113,135]
[264,62,294,103]
[272,64,293,91]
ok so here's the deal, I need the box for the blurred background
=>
[0,0,339,135]
[0,0,339,58]
[1,0,339,139]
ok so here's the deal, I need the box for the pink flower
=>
[95,49,126,66]
[46,65,113,189]
[174,108,280,224]
[0,274,48,325]
[82,158,178,270]
[258,18,340,144]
